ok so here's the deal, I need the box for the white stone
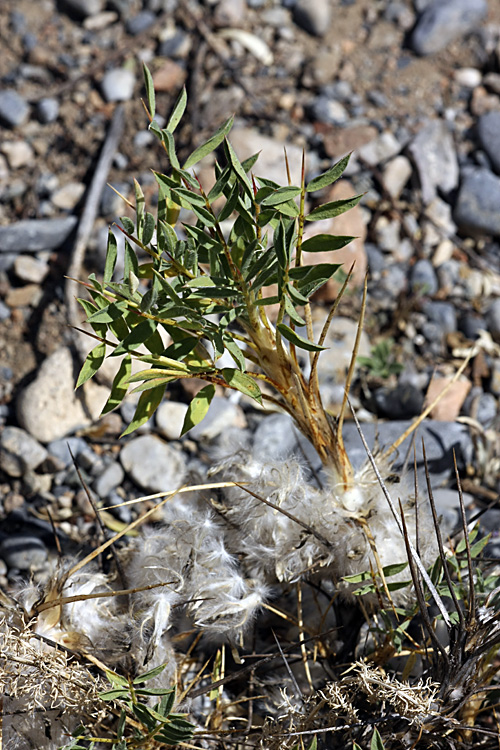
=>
[16,347,91,443]
[1,140,34,169]
[454,67,482,88]
[51,181,86,210]
[100,68,136,103]
[13,255,49,284]
[381,155,412,198]
[156,401,189,440]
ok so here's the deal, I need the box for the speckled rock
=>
[16,347,91,443]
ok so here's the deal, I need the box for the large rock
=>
[0,217,77,253]
[407,120,458,204]
[454,168,500,236]
[477,111,500,175]
[17,348,91,443]
[120,434,186,492]
[0,426,48,477]
[411,0,488,56]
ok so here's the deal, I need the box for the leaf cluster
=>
[59,663,196,749]
[76,64,361,438]
[358,338,403,380]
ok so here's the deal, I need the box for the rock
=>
[253,413,321,470]
[0,217,77,253]
[489,359,500,396]
[311,96,348,125]
[424,197,456,238]
[5,284,43,308]
[13,255,49,283]
[1,140,34,169]
[152,60,187,93]
[230,126,303,186]
[126,10,156,35]
[407,120,458,204]
[156,400,189,440]
[17,347,91,443]
[189,397,246,441]
[214,0,247,27]
[424,374,471,420]
[374,216,401,253]
[411,0,488,56]
[293,0,331,36]
[0,426,48,478]
[157,29,191,59]
[357,132,401,168]
[341,419,473,484]
[381,155,412,198]
[47,436,89,467]
[51,181,86,210]
[454,168,500,236]
[120,434,186,492]
[463,389,497,427]
[0,536,48,571]
[303,179,367,298]
[477,111,500,175]
[60,0,105,18]
[100,68,136,103]
[458,313,486,340]
[37,97,59,124]
[410,258,439,295]
[372,383,424,420]
[422,300,457,333]
[0,90,29,128]
[454,67,482,88]
[93,460,125,497]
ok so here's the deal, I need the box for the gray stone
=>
[357,132,401,168]
[293,0,331,36]
[341,419,473,486]
[477,111,500,175]
[372,383,424,420]
[156,400,188,440]
[126,11,156,35]
[410,259,439,295]
[17,347,90,443]
[0,426,48,478]
[411,0,488,56]
[61,0,105,18]
[374,216,401,253]
[458,313,486,340]
[0,217,77,253]
[311,96,348,125]
[312,315,371,385]
[37,98,59,124]
[454,168,500,236]
[120,434,186,492]
[189,397,245,441]
[0,536,48,571]
[253,413,321,470]
[0,90,29,128]
[407,120,458,204]
[100,68,136,103]
[487,299,500,337]
[463,388,497,427]
[422,300,457,333]
[93,461,125,497]
[47,436,89,467]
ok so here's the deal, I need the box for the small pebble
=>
[410,258,439,295]
[126,11,156,35]
[0,90,29,128]
[120,434,187,492]
[93,461,125,497]
[293,0,331,36]
[156,401,189,440]
[37,98,60,124]
[100,68,136,103]
[0,426,48,478]
[477,111,500,175]
[61,0,105,18]
[454,168,500,236]
[0,140,34,169]
[13,255,49,283]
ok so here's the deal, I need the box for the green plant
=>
[357,338,403,379]
[59,663,196,749]
[76,64,364,489]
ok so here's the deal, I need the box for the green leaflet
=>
[111,318,158,356]
[277,323,326,352]
[121,383,166,436]
[75,342,106,388]
[101,355,132,415]
[305,194,363,222]
[181,383,216,436]
[142,62,155,118]
[221,368,262,404]
[166,86,187,133]
[305,153,351,192]
[300,234,356,253]
[103,229,117,283]
[184,116,234,169]
[260,186,301,206]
